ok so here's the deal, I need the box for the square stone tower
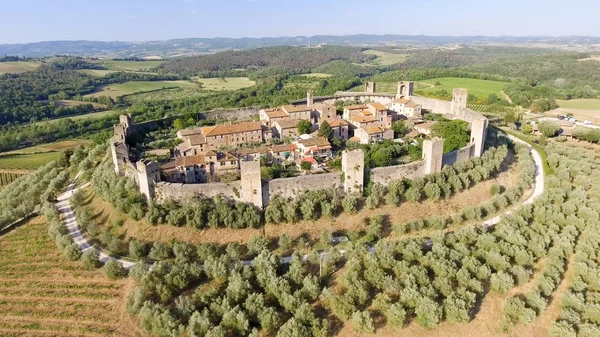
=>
[342,149,365,195]
[396,81,414,98]
[471,118,488,157]
[451,88,468,114]
[307,90,314,107]
[136,159,160,199]
[423,138,444,174]
[240,160,263,208]
[365,82,376,94]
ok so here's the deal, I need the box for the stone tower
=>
[470,118,488,157]
[240,160,263,208]
[396,81,414,98]
[136,159,160,199]
[365,82,376,94]
[451,88,468,115]
[110,142,129,174]
[422,138,444,174]
[307,90,314,107]
[342,149,365,195]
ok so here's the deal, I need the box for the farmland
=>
[0,152,60,171]
[84,80,196,98]
[34,110,118,126]
[418,77,510,100]
[363,49,409,65]
[0,61,40,75]
[0,219,137,336]
[194,77,256,91]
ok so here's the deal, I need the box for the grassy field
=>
[556,98,600,109]
[34,110,118,126]
[194,77,256,91]
[299,73,332,78]
[78,69,119,77]
[84,81,195,98]
[0,219,137,336]
[363,49,409,65]
[95,60,163,72]
[0,61,40,75]
[418,77,510,99]
[0,152,60,170]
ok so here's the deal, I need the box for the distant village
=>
[161,83,437,184]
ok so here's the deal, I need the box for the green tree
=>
[537,120,561,137]
[392,120,408,137]
[297,120,313,135]
[301,161,312,171]
[352,310,375,333]
[431,120,470,153]
[318,120,333,140]
[104,259,127,279]
[81,249,101,270]
[173,119,185,130]
[504,111,516,125]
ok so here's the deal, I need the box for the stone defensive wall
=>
[155,180,243,203]
[368,160,425,185]
[442,143,476,167]
[113,83,490,209]
[263,173,343,205]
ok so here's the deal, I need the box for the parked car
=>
[584,120,592,125]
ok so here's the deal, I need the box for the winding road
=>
[55,137,544,268]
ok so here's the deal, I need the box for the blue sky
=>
[0,0,599,44]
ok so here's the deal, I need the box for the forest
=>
[156,46,376,78]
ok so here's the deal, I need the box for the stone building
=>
[274,118,301,139]
[391,97,422,118]
[294,136,332,159]
[323,117,350,141]
[176,121,265,155]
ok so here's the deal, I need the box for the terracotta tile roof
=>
[406,130,420,138]
[272,143,297,153]
[217,151,239,162]
[369,102,387,111]
[282,105,314,113]
[344,104,368,110]
[188,134,206,145]
[237,146,271,156]
[264,108,288,118]
[297,136,331,148]
[351,115,378,124]
[275,118,300,129]
[302,157,317,165]
[161,155,206,170]
[204,122,263,137]
[415,121,436,131]
[204,150,218,156]
[405,101,420,108]
[365,125,386,135]
[349,136,361,142]
[325,118,349,127]
[311,103,336,112]
[394,98,410,104]
[177,128,199,137]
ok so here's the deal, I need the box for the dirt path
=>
[501,91,513,104]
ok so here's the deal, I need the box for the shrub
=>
[415,297,442,329]
[63,243,82,261]
[490,184,501,196]
[537,120,561,137]
[352,310,375,333]
[81,249,101,270]
[491,272,515,293]
[105,258,128,279]
[342,195,358,213]
[249,235,268,255]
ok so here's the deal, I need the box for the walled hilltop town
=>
[111,81,487,208]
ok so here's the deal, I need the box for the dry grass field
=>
[0,219,140,337]
[363,49,409,66]
[0,61,40,75]
[550,99,600,124]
